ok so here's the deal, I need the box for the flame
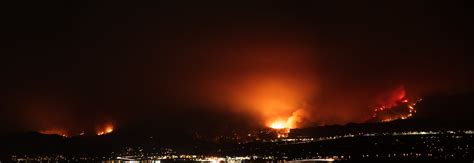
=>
[371,86,421,122]
[96,124,114,136]
[269,119,292,138]
[267,110,306,138]
[213,76,315,130]
[268,109,304,129]
[378,86,406,108]
[270,121,287,129]
[373,98,419,122]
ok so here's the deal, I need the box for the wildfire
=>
[270,121,287,129]
[96,124,114,136]
[268,109,305,129]
[267,110,305,138]
[39,129,68,137]
[269,120,291,138]
[371,86,421,123]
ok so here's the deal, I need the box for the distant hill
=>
[291,92,474,137]
[1,92,473,160]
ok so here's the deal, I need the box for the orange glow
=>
[189,40,317,129]
[39,129,68,137]
[372,86,421,123]
[267,109,305,138]
[224,78,314,129]
[378,86,406,108]
[269,119,292,138]
[96,124,114,136]
[204,77,314,130]
[267,109,305,130]
[270,121,286,129]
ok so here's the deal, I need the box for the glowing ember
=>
[96,124,114,136]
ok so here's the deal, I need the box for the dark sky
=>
[1,1,473,134]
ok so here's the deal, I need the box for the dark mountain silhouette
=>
[1,92,473,161]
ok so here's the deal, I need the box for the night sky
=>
[1,1,473,135]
